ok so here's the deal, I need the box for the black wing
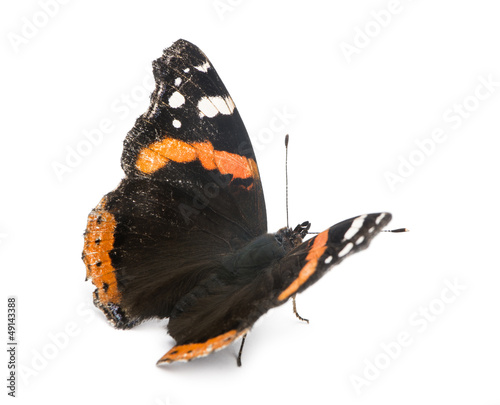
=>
[274,213,392,302]
[83,39,266,328]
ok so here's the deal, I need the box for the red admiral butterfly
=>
[82,39,394,366]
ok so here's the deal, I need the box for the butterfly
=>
[82,39,395,366]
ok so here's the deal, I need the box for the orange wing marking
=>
[278,229,329,301]
[82,197,120,305]
[156,329,249,365]
[135,138,256,184]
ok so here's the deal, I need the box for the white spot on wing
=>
[198,96,235,118]
[213,96,234,115]
[375,213,386,225]
[174,77,182,87]
[338,243,353,258]
[344,214,367,240]
[225,96,235,112]
[194,60,210,72]
[172,119,181,128]
[198,97,219,118]
[168,91,185,108]
[324,256,333,264]
[355,236,365,245]
[183,68,190,73]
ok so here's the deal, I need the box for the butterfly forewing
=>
[83,39,266,328]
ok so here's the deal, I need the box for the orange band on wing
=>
[193,141,217,170]
[213,150,251,178]
[135,137,256,182]
[157,329,249,365]
[82,197,120,305]
[278,229,329,301]
[136,138,197,174]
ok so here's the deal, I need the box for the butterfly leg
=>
[292,294,309,324]
[236,333,247,367]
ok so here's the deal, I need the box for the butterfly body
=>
[82,39,392,365]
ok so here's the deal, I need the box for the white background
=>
[2,0,500,404]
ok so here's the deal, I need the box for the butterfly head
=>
[275,221,311,250]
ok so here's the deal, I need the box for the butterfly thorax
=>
[221,221,311,279]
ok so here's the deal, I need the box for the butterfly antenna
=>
[382,228,409,233]
[285,134,290,229]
